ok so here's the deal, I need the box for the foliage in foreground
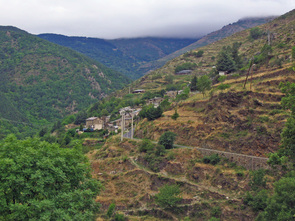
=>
[0,135,101,221]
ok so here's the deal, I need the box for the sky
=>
[0,0,295,39]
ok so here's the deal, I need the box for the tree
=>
[195,50,204,57]
[190,75,198,91]
[256,177,295,221]
[292,46,295,62]
[158,131,177,149]
[0,135,101,221]
[155,184,182,209]
[268,82,295,166]
[249,27,263,40]
[139,104,163,121]
[171,109,179,120]
[216,47,237,72]
[197,75,212,97]
[74,111,87,125]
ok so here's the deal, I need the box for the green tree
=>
[171,109,179,120]
[249,27,263,40]
[158,131,177,149]
[231,42,242,68]
[216,47,237,72]
[292,46,295,62]
[106,203,116,218]
[100,109,109,117]
[197,75,212,97]
[0,135,101,221]
[164,75,174,84]
[268,82,295,166]
[139,104,163,121]
[75,111,87,125]
[155,184,182,209]
[190,75,198,91]
[256,177,295,221]
[195,50,204,57]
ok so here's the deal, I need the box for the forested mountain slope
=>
[38,34,197,79]
[0,26,130,138]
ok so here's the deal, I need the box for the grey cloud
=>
[0,0,294,38]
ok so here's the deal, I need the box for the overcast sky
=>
[0,0,294,39]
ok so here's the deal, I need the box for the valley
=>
[1,7,295,221]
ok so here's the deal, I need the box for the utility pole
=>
[131,113,134,140]
[120,110,125,141]
[243,58,254,89]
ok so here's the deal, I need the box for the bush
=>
[138,139,154,153]
[243,190,268,212]
[139,104,163,121]
[158,131,177,149]
[106,203,116,218]
[217,84,231,91]
[171,109,179,120]
[203,154,221,165]
[211,206,222,218]
[217,75,227,82]
[249,27,263,40]
[155,184,182,209]
[114,213,126,221]
[249,169,267,191]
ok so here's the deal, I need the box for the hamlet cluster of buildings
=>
[82,88,186,133]
[84,107,141,132]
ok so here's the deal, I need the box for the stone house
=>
[146,97,164,108]
[165,91,178,99]
[85,117,104,130]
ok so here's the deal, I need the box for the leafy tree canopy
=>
[216,46,237,72]
[158,131,177,149]
[197,75,212,97]
[0,135,101,221]
[257,176,295,221]
[139,104,163,121]
[155,184,182,209]
[249,27,264,40]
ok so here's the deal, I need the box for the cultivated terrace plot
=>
[88,137,263,220]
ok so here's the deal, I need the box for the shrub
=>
[158,131,177,149]
[138,139,154,153]
[155,184,182,209]
[171,109,180,120]
[249,169,267,191]
[217,84,231,91]
[106,203,116,218]
[243,190,268,212]
[114,213,126,221]
[249,27,263,40]
[139,104,163,121]
[217,75,227,82]
[211,206,222,218]
[203,154,221,165]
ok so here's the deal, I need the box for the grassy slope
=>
[85,11,295,219]
[119,10,295,158]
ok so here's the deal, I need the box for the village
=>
[81,90,167,135]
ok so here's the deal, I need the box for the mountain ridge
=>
[38,34,198,79]
[0,26,130,138]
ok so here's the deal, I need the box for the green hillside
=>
[38,34,197,79]
[0,26,130,138]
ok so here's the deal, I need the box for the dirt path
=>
[129,157,241,201]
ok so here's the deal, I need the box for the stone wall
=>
[199,144,269,170]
